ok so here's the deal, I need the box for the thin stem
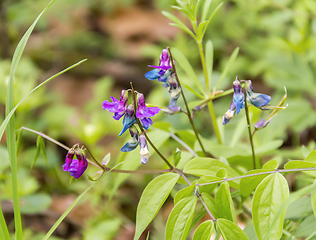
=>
[130,82,174,170]
[82,144,104,169]
[167,47,208,156]
[243,90,256,169]
[20,127,172,175]
[197,167,316,186]
[174,168,216,221]
[169,132,198,157]
[196,42,223,144]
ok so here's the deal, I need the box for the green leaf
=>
[216,168,227,178]
[240,169,272,198]
[171,48,205,95]
[201,192,219,218]
[174,180,196,205]
[183,157,240,189]
[134,173,180,240]
[201,2,224,37]
[184,84,205,99]
[262,159,279,169]
[285,196,313,220]
[252,173,289,240]
[215,182,236,223]
[217,218,249,240]
[215,47,239,90]
[205,40,213,89]
[16,128,23,154]
[172,148,182,167]
[198,175,221,194]
[296,215,316,237]
[193,220,213,240]
[197,21,208,40]
[201,0,213,22]
[162,11,196,39]
[284,160,316,176]
[305,150,316,162]
[165,196,197,240]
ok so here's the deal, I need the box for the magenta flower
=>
[136,93,160,129]
[145,48,172,84]
[63,146,88,179]
[102,90,129,120]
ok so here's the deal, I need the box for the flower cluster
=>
[102,90,160,164]
[63,144,88,179]
[223,76,271,125]
[145,48,181,112]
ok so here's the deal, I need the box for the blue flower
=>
[118,104,137,136]
[232,77,245,114]
[222,102,236,125]
[244,80,271,108]
[121,126,139,152]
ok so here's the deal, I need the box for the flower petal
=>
[145,69,161,80]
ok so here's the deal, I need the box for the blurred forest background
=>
[1,0,316,239]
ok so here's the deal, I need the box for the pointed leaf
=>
[201,192,219,218]
[171,48,205,95]
[184,157,240,189]
[215,47,239,90]
[252,173,289,240]
[217,218,249,240]
[165,196,197,240]
[215,182,236,223]
[198,175,221,194]
[201,0,213,22]
[184,84,205,99]
[193,220,213,240]
[174,180,196,205]
[134,173,180,240]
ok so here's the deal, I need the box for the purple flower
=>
[102,90,129,120]
[233,77,245,114]
[139,134,149,164]
[145,48,172,84]
[136,93,160,130]
[62,146,88,179]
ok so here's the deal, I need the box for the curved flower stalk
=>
[103,90,160,164]
[62,144,88,179]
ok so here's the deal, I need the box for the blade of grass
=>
[42,164,121,240]
[5,1,57,239]
[0,204,10,240]
[1,59,86,142]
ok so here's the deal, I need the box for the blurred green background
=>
[1,0,316,239]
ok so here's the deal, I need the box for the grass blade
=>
[42,164,121,240]
[0,204,10,240]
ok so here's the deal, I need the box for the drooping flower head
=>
[244,80,271,108]
[167,73,181,108]
[145,48,172,84]
[63,145,88,179]
[139,134,150,164]
[232,77,245,114]
[121,125,139,152]
[222,102,236,125]
[119,104,137,136]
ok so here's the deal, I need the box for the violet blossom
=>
[62,146,88,179]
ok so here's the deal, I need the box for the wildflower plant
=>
[2,1,316,240]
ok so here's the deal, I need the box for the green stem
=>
[130,83,174,170]
[197,167,316,186]
[167,47,208,156]
[197,41,223,144]
[243,90,256,169]
[6,76,22,240]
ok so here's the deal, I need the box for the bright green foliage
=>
[174,180,196,205]
[165,196,197,240]
[215,182,237,223]
[312,180,316,218]
[184,157,240,188]
[192,220,213,240]
[217,218,249,240]
[201,192,219,219]
[198,175,221,194]
[252,173,289,240]
[134,173,179,240]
